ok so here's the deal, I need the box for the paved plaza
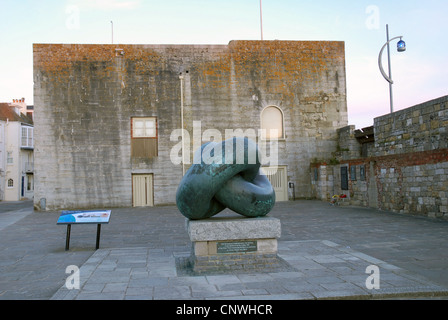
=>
[1,200,448,300]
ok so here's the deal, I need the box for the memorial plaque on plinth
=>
[184,216,283,274]
[217,241,257,254]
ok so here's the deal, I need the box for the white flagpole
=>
[260,0,263,40]
[111,21,114,44]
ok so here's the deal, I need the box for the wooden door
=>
[132,174,154,207]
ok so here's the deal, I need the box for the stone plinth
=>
[185,216,282,273]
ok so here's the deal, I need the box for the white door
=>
[132,174,154,207]
[262,166,288,201]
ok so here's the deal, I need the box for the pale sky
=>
[1,0,447,129]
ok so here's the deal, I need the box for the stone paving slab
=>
[50,240,448,300]
[0,201,33,231]
[2,200,448,300]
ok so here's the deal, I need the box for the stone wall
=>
[312,96,448,219]
[336,125,362,160]
[33,41,348,210]
[374,96,448,156]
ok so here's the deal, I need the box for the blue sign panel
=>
[57,210,111,224]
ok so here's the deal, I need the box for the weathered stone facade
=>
[33,41,348,211]
[312,96,448,219]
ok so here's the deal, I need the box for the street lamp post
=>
[378,24,406,113]
[179,74,185,176]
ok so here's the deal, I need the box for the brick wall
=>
[34,41,348,210]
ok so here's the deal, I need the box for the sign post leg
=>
[96,224,101,250]
[65,224,71,251]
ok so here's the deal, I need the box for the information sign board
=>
[57,210,111,250]
[57,210,111,224]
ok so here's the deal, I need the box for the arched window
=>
[261,106,284,139]
[7,179,13,188]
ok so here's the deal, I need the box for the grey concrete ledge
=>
[186,216,281,241]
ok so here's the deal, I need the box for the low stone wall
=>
[311,96,448,219]
[345,150,448,217]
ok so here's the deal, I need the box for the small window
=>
[132,117,157,138]
[261,106,284,139]
[21,126,33,148]
[7,151,13,165]
[350,165,357,181]
[7,179,13,188]
[27,175,34,191]
[360,165,366,181]
[131,117,158,158]
[341,166,348,190]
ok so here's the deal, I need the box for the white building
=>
[0,103,34,201]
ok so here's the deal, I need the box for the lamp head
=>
[397,39,406,52]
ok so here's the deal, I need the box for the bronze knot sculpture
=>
[176,137,276,220]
